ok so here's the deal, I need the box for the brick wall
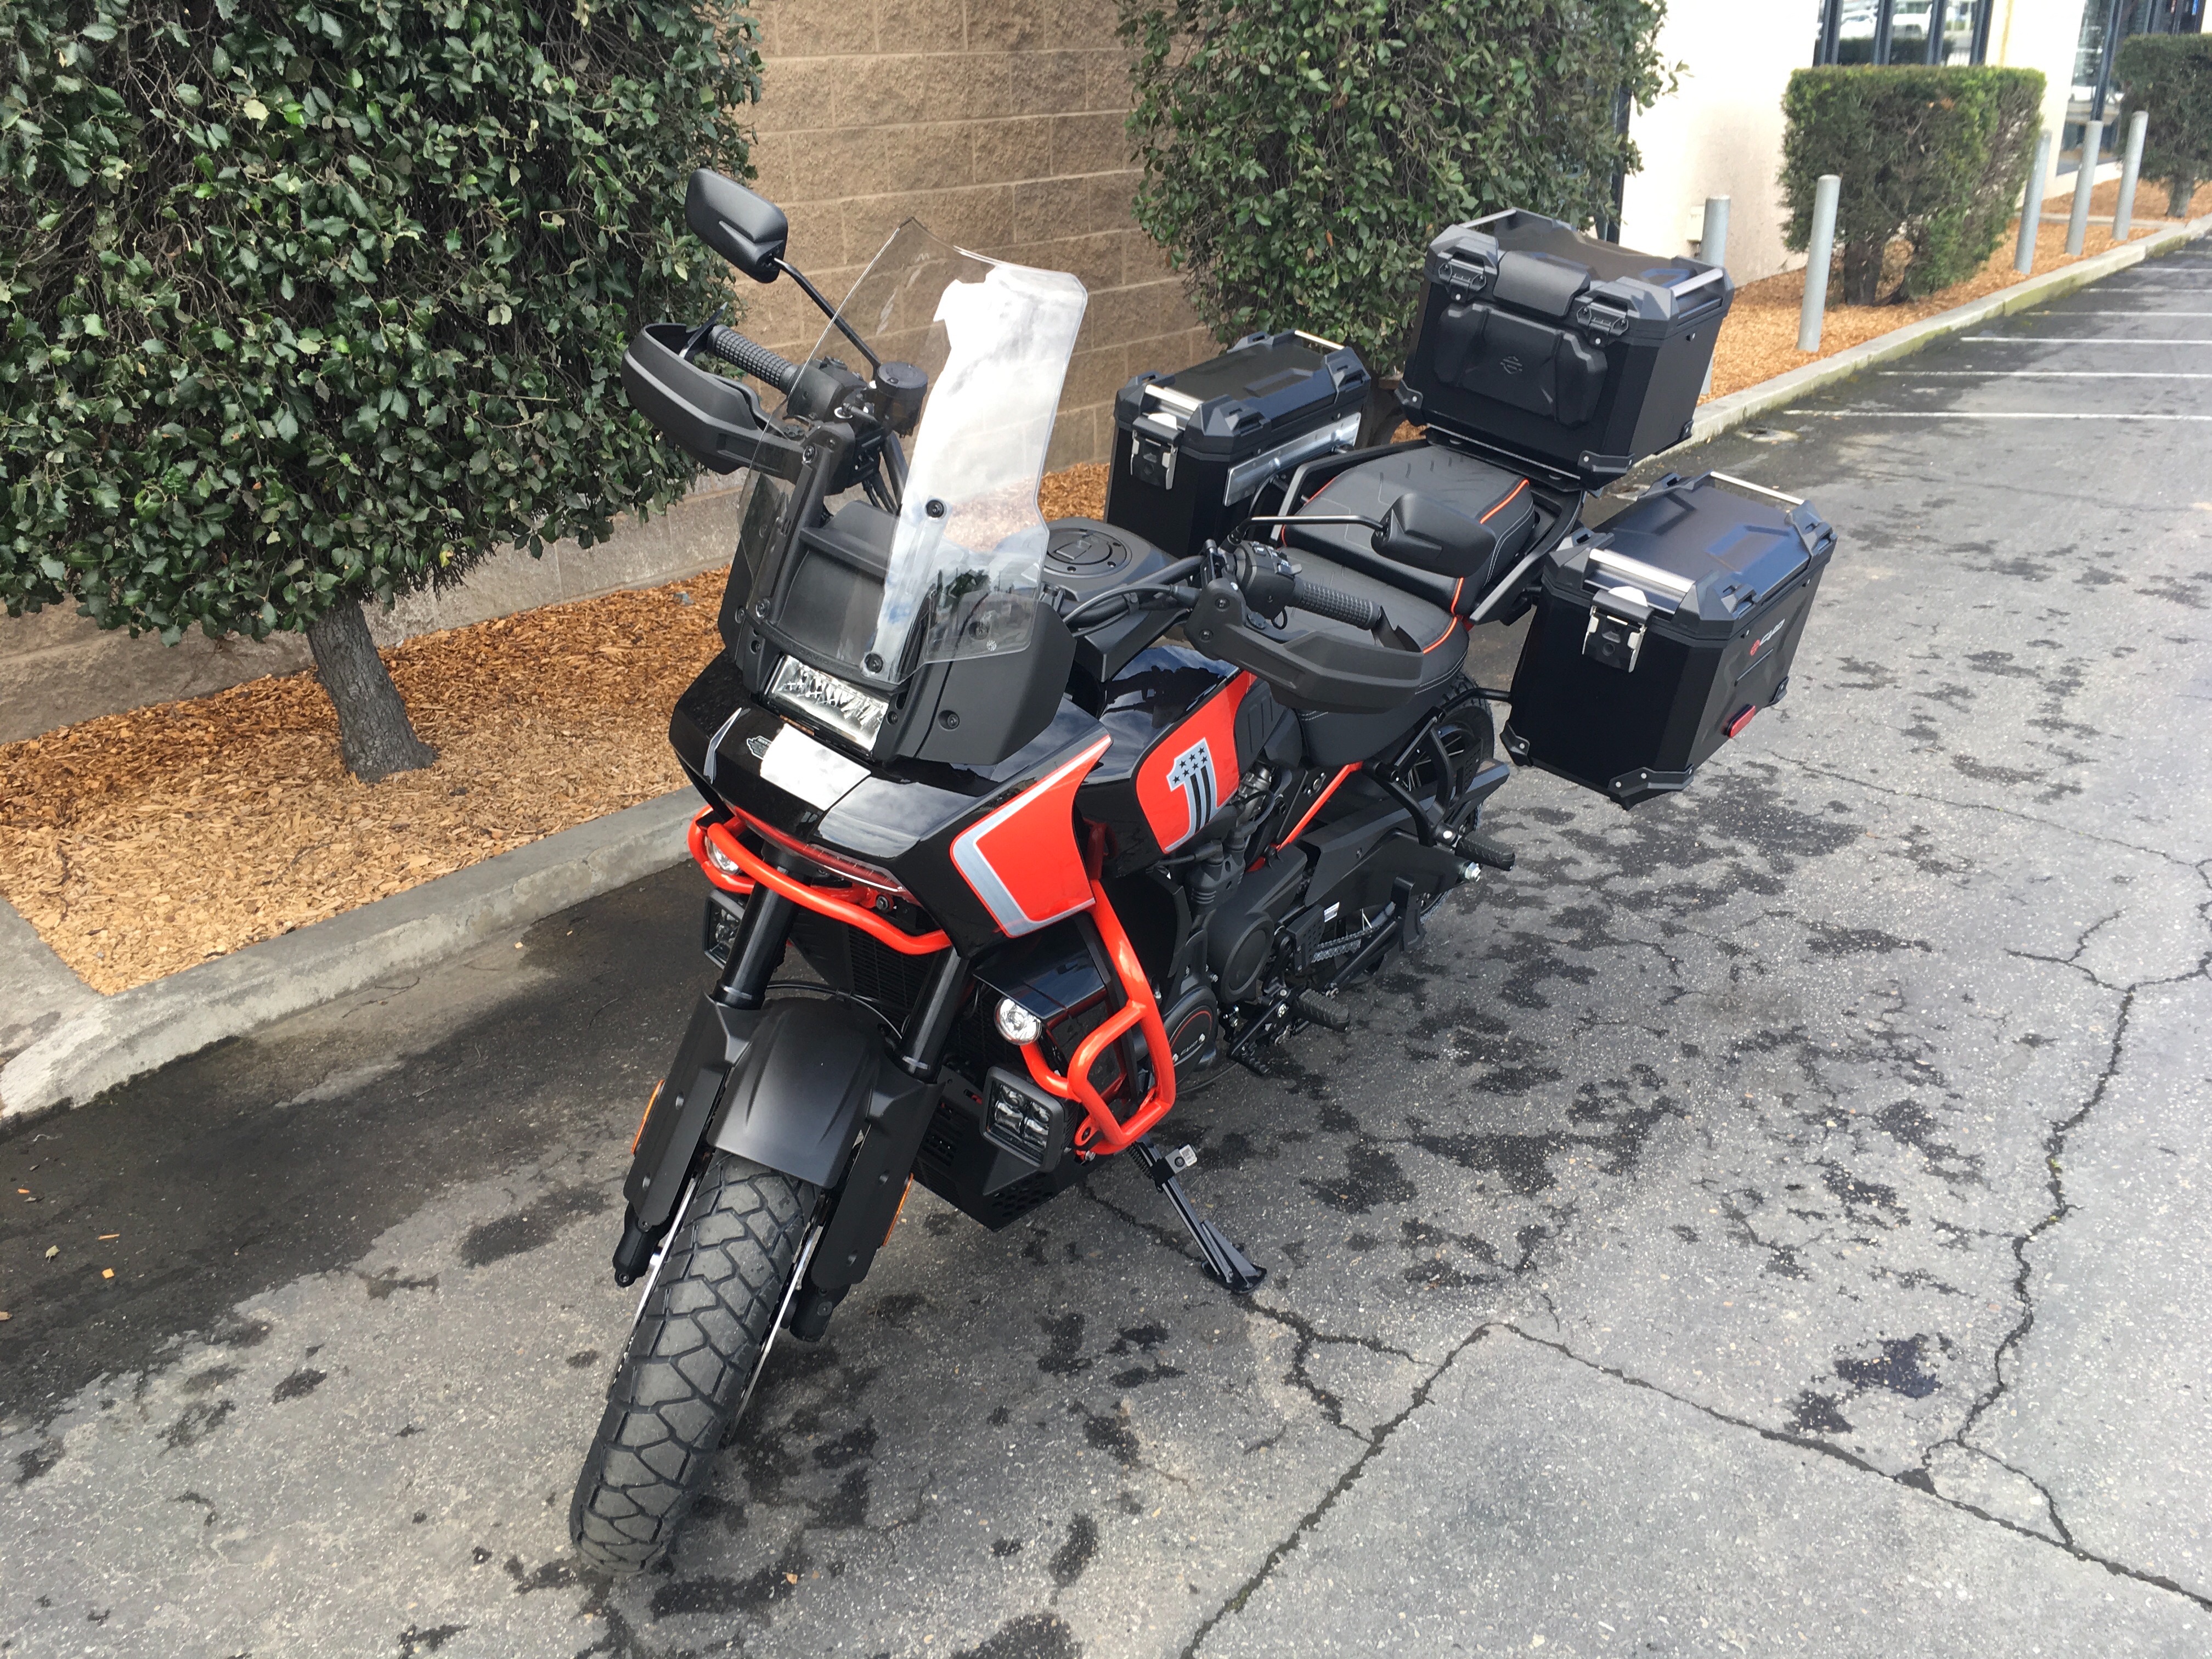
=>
[736,0,1212,467]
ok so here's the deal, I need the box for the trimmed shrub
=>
[1120,0,1673,377]
[1781,65,2044,306]
[1,0,759,775]
[2116,33,2212,217]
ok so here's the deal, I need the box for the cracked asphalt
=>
[6,243,2212,1657]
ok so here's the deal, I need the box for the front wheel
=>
[570,1151,817,1571]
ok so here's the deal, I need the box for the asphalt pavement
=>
[5,246,2211,1658]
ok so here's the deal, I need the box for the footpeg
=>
[1457,830,1515,871]
[1292,990,1350,1031]
[1128,1138,1266,1293]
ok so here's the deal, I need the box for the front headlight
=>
[769,656,889,750]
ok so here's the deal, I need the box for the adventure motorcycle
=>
[569,173,1832,1570]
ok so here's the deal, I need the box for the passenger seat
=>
[1283,443,1542,616]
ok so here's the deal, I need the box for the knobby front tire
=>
[569,1151,817,1572]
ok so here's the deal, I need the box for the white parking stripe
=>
[1813,411,2212,420]
[1959,335,2212,343]
[1876,369,2212,377]
[2046,311,2212,317]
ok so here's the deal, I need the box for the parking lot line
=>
[1877,370,2212,377]
[1813,410,2212,420]
[1959,335,2212,344]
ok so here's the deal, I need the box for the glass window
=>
[1815,0,1989,66]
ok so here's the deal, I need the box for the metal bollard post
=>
[1798,174,1839,354]
[2067,119,2102,256]
[1699,195,1730,394]
[2016,131,2052,274]
[2114,109,2148,240]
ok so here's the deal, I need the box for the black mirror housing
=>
[1373,491,1497,579]
[686,170,788,284]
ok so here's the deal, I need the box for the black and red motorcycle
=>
[571,174,1832,1570]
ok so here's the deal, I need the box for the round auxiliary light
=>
[994,998,1043,1047]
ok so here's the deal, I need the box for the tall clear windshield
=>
[795,223,1086,677]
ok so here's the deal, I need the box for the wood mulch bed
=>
[9,185,2204,995]
[0,575,727,994]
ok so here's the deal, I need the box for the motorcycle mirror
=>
[1373,492,1497,579]
[686,170,788,284]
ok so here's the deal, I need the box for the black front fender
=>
[625,996,889,1233]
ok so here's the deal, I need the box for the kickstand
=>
[1127,1138,1267,1293]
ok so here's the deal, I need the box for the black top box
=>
[1398,211,1733,489]
[1503,471,1835,806]
[1105,331,1370,557]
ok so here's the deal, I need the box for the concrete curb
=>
[0,789,700,1122]
[1682,210,2212,448]
[11,221,2211,1121]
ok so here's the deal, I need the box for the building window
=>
[2072,0,2206,145]
[1814,0,1993,66]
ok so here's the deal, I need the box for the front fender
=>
[625,996,888,1232]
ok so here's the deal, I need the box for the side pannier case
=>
[1398,211,1732,489]
[1502,472,1836,807]
[1105,331,1370,557]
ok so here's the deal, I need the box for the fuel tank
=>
[1075,645,1296,874]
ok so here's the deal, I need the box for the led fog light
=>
[994,997,1043,1047]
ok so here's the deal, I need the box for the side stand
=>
[1127,1138,1266,1293]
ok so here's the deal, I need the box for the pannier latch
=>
[1583,590,1651,673]
[1131,386,1198,490]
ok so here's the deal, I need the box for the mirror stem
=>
[777,258,880,369]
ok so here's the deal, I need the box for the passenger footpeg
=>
[1128,1139,1267,1294]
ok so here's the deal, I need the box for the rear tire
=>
[569,1152,817,1572]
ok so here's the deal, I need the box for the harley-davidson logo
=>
[1164,740,1220,843]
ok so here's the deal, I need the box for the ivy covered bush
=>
[1,0,759,776]
[1120,0,1672,379]
[1781,66,2044,307]
[2115,33,2212,216]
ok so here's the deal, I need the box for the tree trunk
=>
[306,599,436,782]
[1357,375,1408,448]
[1841,239,1884,307]
[2170,176,2198,218]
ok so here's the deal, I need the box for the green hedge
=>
[1,0,759,647]
[1782,65,2044,306]
[1121,0,1672,375]
[2116,33,2212,216]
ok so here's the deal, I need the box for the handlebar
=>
[1235,545,1386,631]
[704,325,800,394]
[1281,573,1383,630]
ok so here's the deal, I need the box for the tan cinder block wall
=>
[0,4,1206,742]
[738,0,1212,469]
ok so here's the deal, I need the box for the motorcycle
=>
[569,172,1825,1570]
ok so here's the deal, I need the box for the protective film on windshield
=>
[802,223,1087,678]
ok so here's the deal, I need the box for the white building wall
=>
[1618,0,2092,286]
[1618,0,1825,280]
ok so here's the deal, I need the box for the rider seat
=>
[1282,444,1543,617]
[1273,550,1467,768]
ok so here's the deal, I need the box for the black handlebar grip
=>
[706,325,800,394]
[1290,575,1384,631]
